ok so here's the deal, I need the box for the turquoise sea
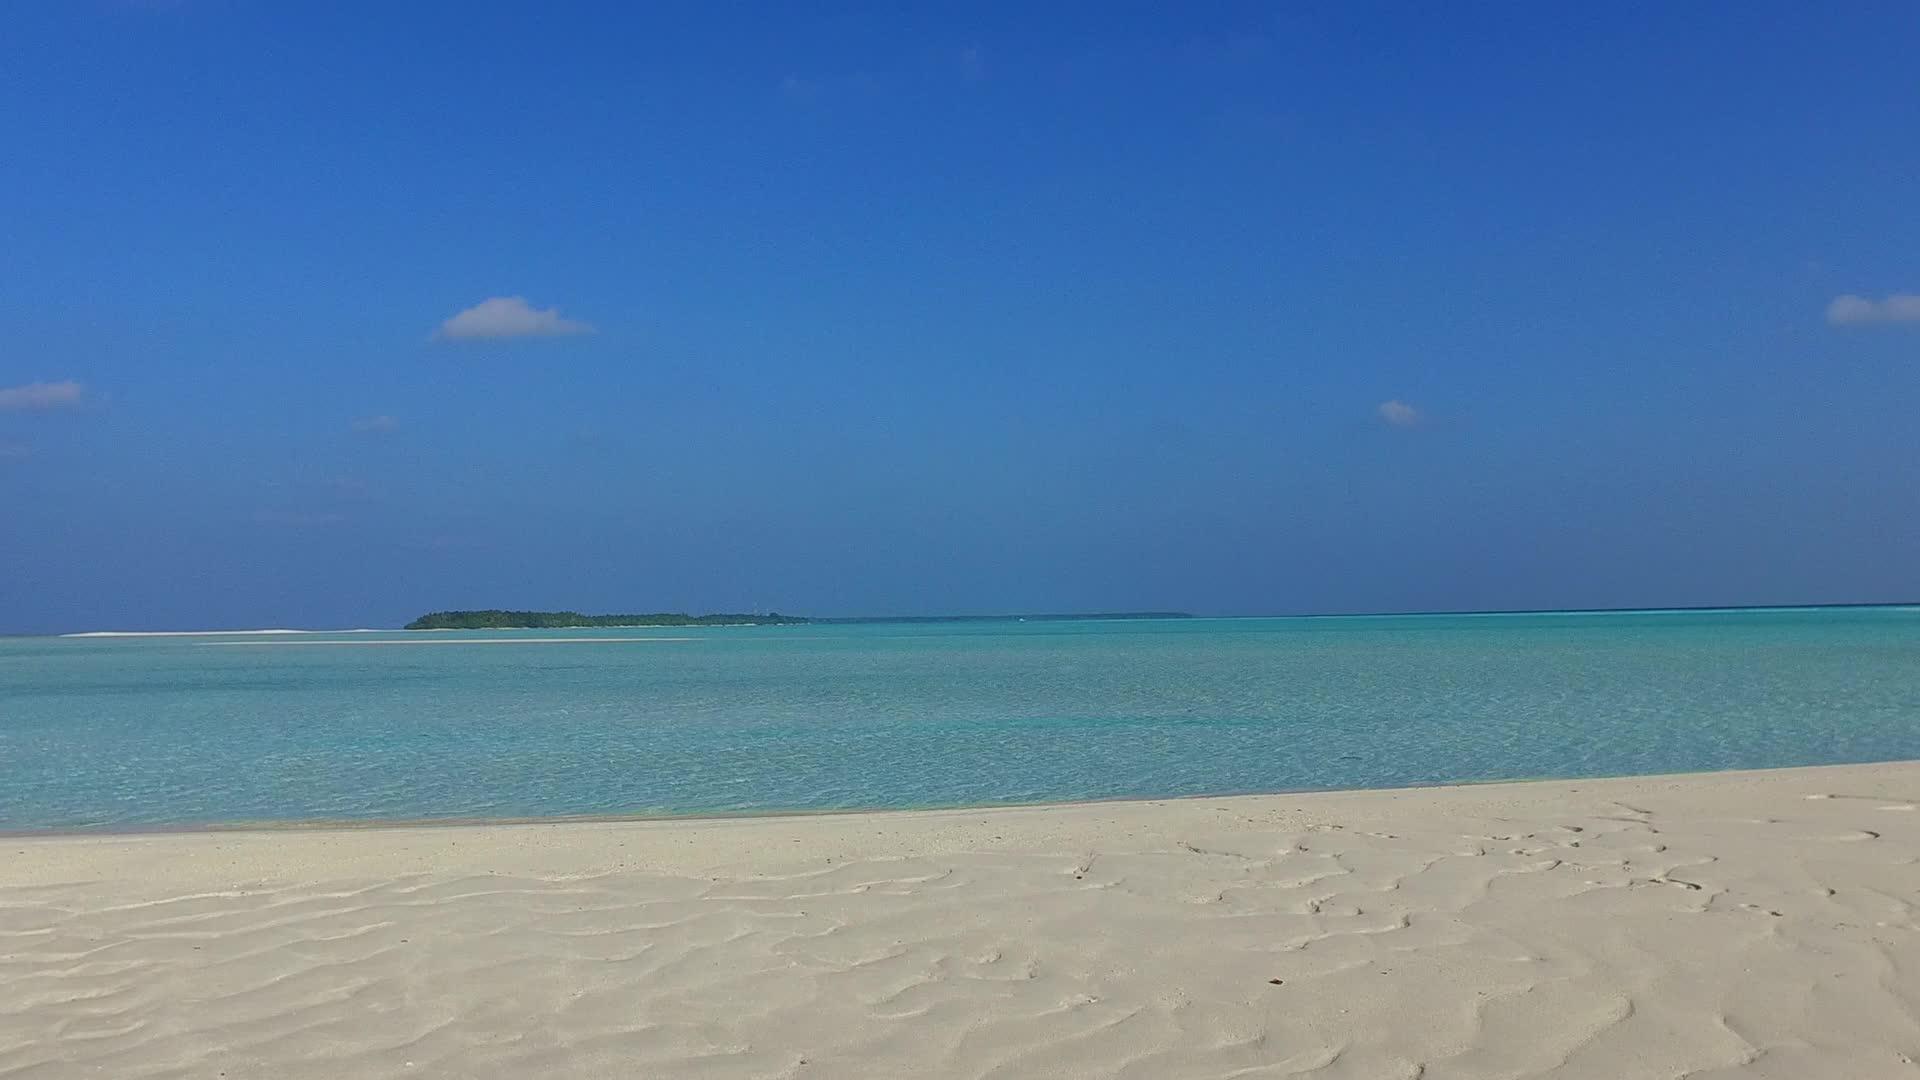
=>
[2,608,1918,830]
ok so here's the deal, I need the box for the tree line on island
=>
[404,610,1191,630]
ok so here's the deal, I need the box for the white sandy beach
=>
[5,762,1919,1078]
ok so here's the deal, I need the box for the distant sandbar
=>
[197,637,694,647]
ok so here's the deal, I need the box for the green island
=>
[404,610,1191,630]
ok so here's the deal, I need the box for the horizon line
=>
[27,599,1920,639]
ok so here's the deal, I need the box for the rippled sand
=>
[6,763,1919,1078]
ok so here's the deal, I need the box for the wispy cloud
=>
[351,414,399,434]
[320,475,370,496]
[1180,31,1273,67]
[0,442,31,461]
[436,297,594,340]
[779,75,822,101]
[255,510,347,528]
[1827,293,1920,325]
[0,380,85,411]
[957,46,986,81]
[1377,399,1421,428]
[401,534,474,552]
[777,69,882,103]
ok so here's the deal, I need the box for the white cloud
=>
[0,442,30,461]
[351,414,399,433]
[0,380,85,411]
[1827,293,1920,325]
[435,296,594,340]
[1377,399,1421,427]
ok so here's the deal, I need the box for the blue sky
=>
[2,2,1916,632]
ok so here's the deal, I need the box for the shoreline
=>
[10,759,1919,1077]
[4,759,1905,840]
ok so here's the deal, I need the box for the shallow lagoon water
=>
[3,609,1918,829]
